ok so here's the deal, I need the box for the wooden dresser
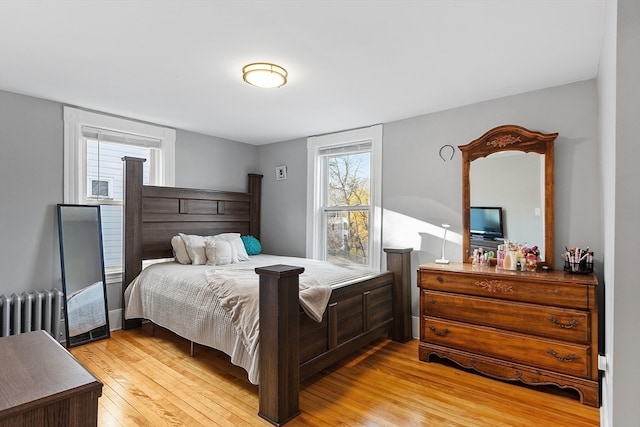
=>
[0,330,103,426]
[418,263,599,406]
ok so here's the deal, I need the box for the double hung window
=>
[63,107,175,277]
[306,125,382,270]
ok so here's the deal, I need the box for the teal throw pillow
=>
[241,235,262,255]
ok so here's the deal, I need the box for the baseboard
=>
[109,309,122,331]
[412,315,419,339]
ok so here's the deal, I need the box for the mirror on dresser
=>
[458,125,557,268]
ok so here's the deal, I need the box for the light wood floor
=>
[71,325,600,427]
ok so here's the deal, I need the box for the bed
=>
[121,156,412,425]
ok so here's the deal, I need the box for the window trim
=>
[63,106,175,204]
[306,125,383,270]
[63,107,175,280]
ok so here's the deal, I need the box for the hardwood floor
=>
[70,324,600,427]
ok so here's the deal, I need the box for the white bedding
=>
[124,254,380,384]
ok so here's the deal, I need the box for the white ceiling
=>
[0,1,606,145]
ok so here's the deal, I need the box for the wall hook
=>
[439,144,455,161]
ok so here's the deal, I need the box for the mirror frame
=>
[458,125,557,268]
[57,204,110,348]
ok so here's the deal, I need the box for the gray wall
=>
[257,137,307,256]
[0,91,259,311]
[599,0,640,426]
[258,80,603,323]
[0,91,63,297]
[175,129,258,192]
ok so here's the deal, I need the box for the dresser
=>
[0,330,103,426]
[418,263,599,406]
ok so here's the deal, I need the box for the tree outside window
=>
[324,152,370,265]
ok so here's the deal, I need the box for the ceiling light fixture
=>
[242,62,288,88]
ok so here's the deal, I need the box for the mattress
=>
[124,254,379,384]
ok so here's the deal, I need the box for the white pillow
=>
[178,233,207,265]
[215,233,250,262]
[205,238,233,265]
[171,235,191,264]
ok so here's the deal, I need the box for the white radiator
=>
[0,289,63,339]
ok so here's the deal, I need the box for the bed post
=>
[122,156,145,330]
[255,264,304,426]
[384,248,413,342]
[248,173,263,240]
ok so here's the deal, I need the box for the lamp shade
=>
[242,62,288,88]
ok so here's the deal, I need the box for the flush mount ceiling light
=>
[242,62,288,88]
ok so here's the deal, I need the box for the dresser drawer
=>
[419,270,588,309]
[422,290,590,343]
[422,317,590,377]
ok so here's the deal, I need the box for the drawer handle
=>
[429,325,450,337]
[548,317,580,329]
[429,299,436,304]
[436,276,444,283]
[547,349,578,363]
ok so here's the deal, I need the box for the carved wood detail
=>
[474,279,514,293]
[487,134,521,148]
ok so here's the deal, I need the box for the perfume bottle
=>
[496,244,505,270]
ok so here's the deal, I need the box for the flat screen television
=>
[470,206,504,239]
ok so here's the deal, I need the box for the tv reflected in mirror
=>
[470,206,504,239]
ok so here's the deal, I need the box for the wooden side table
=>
[0,330,103,427]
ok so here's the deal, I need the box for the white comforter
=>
[124,254,379,384]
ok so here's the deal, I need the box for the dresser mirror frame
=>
[458,125,557,268]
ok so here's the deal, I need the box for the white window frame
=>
[306,125,383,270]
[63,107,176,280]
[63,106,175,204]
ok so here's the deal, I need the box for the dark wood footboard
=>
[256,249,412,425]
[121,156,412,426]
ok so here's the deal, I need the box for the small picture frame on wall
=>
[276,165,287,180]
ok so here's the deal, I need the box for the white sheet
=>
[124,254,379,384]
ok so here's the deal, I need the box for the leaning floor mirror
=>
[57,204,110,347]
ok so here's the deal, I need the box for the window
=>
[306,125,382,270]
[63,107,175,277]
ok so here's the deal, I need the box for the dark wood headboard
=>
[122,156,263,328]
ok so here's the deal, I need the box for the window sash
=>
[323,209,370,265]
[83,138,151,205]
[323,151,371,208]
[64,106,175,205]
[306,125,382,270]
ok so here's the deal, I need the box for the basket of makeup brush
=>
[563,249,594,274]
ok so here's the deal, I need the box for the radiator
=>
[0,289,63,339]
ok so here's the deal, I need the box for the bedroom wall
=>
[256,137,307,256]
[175,129,258,192]
[0,90,259,315]
[599,0,640,425]
[0,91,63,298]
[258,80,602,331]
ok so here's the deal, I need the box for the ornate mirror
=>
[458,125,557,268]
[57,204,110,347]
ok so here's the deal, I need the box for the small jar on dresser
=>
[418,262,599,407]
